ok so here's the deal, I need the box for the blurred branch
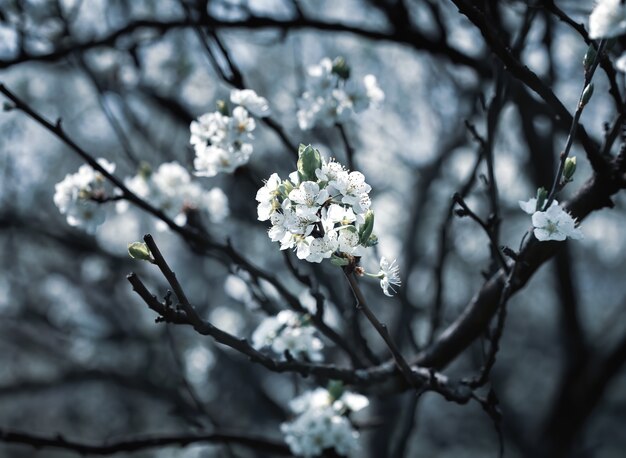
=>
[0,15,488,74]
[0,429,291,455]
[450,0,610,175]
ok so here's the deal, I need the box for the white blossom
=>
[589,0,626,39]
[531,203,583,242]
[120,162,228,228]
[256,173,282,221]
[53,158,116,234]
[191,90,271,176]
[230,89,271,117]
[378,257,401,297]
[251,310,323,361]
[257,150,376,265]
[297,57,384,130]
[281,386,368,457]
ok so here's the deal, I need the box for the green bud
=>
[216,99,229,116]
[331,56,350,80]
[330,254,350,267]
[363,234,378,247]
[535,187,548,211]
[580,83,594,107]
[327,380,344,401]
[297,144,322,182]
[582,45,596,73]
[138,162,152,180]
[128,242,154,262]
[563,156,577,181]
[358,210,375,245]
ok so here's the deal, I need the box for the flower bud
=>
[216,99,229,116]
[581,83,594,107]
[297,144,322,182]
[331,56,350,80]
[582,45,596,73]
[327,380,344,401]
[563,156,577,181]
[128,242,154,262]
[535,187,548,211]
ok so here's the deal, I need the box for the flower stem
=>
[344,272,418,388]
[545,39,606,208]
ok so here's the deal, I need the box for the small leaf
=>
[358,210,375,245]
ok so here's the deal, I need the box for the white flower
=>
[230,89,271,117]
[296,57,383,130]
[226,106,255,143]
[363,74,385,105]
[190,105,257,176]
[119,161,228,228]
[256,173,282,221]
[251,310,323,362]
[378,257,401,297]
[589,0,626,39]
[53,158,116,234]
[281,387,367,457]
[531,203,583,241]
[258,147,376,265]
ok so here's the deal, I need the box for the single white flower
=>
[589,0,626,39]
[230,89,271,117]
[531,204,583,241]
[378,257,401,297]
[256,173,282,221]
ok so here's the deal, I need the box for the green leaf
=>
[297,144,322,182]
[358,210,375,245]
[330,255,349,267]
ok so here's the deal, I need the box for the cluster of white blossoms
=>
[281,384,369,457]
[119,161,229,230]
[519,197,583,242]
[589,0,626,39]
[251,310,323,362]
[190,89,271,177]
[256,145,377,265]
[297,57,384,130]
[53,159,116,234]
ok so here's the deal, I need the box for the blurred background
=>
[0,0,625,457]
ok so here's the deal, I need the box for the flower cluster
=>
[519,197,583,242]
[256,145,377,264]
[119,161,229,229]
[251,310,323,362]
[281,384,369,457]
[297,57,384,130]
[190,89,270,177]
[53,159,116,234]
[589,0,626,39]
